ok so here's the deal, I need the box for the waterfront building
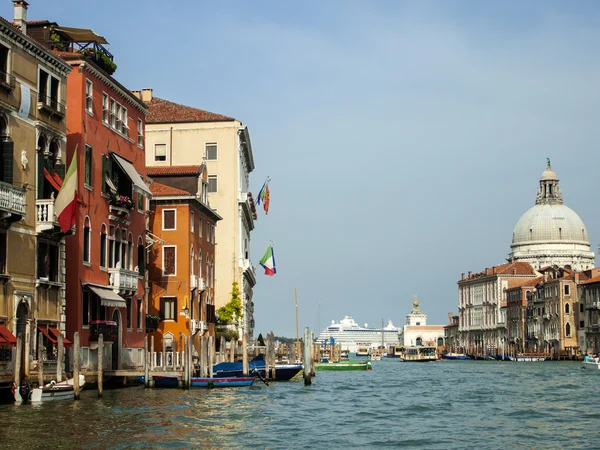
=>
[400,300,445,348]
[0,2,71,383]
[505,277,542,355]
[508,160,595,271]
[458,262,537,355]
[443,314,460,353]
[524,266,580,357]
[575,268,600,355]
[27,20,150,370]
[146,165,221,354]
[142,90,257,340]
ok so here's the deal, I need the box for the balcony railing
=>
[587,301,600,310]
[36,198,59,232]
[0,70,15,92]
[190,274,198,290]
[108,267,139,294]
[37,93,66,117]
[0,181,26,219]
[89,320,118,342]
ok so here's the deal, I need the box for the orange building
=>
[147,165,220,353]
[27,22,150,370]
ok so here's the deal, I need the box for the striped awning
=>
[87,285,126,308]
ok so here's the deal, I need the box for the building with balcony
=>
[505,277,542,355]
[141,90,258,340]
[26,19,150,371]
[146,164,221,354]
[576,268,600,355]
[0,2,72,384]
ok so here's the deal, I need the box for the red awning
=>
[0,325,17,346]
[38,326,57,344]
[43,167,62,191]
[49,328,72,347]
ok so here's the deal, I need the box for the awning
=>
[0,325,16,346]
[49,328,72,347]
[87,285,127,308]
[55,26,109,45]
[111,153,152,197]
[43,167,62,191]
[38,326,57,344]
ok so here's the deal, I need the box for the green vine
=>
[217,282,243,324]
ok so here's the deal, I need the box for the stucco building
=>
[146,165,221,355]
[400,300,445,348]
[142,90,257,339]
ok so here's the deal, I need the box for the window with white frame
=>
[115,103,122,131]
[199,218,202,237]
[191,211,194,233]
[121,107,128,135]
[137,298,143,329]
[83,217,91,263]
[137,118,143,147]
[38,68,62,112]
[160,297,176,321]
[109,98,115,127]
[163,209,176,230]
[208,175,217,193]
[163,246,176,276]
[155,143,166,162]
[206,143,217,160]
[102,92,108,123]
[85,79,93,113]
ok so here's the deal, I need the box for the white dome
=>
[512,204,589,245]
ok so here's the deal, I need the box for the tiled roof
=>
[146,165,201,176]
[149,181,189,197]
[580,275,600,285]
[146,97,235,124]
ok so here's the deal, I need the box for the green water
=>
[1,359,598,449]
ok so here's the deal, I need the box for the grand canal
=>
[1,360,598,449]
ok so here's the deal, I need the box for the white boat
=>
[27,375,85,402]
[316,316,400,353]
[356,346,370,357]
[582,360,600,370]
[402,345,437,362]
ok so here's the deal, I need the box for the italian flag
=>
[55,148,78,233]
[259,244,276,276]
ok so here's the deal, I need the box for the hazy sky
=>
[9,1,600,336]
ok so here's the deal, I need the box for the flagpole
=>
[295,288,299,362]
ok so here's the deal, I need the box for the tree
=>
[217,281,242,324]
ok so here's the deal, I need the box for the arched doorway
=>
[437,337,444,347]
[111,309,121,370]
[416,337,422,346]
[16,301,28,379]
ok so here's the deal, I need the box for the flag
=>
[256,178,268,205]
[259,244,276,276]
[55,147,78,233]
[262,184,270,214]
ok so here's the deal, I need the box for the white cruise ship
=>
[316,316,400,352]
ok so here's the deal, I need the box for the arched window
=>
[565,303,570,315]
[437,337,444,347]
[83,216,91,263]
[121,230,127,268]
[137,236,144,275]
[108,225,116,268]
[198,249,202,278]
[190,246,194,276]
[100,223,107,268]
[416,337,423,346]
[566,322,571,337]
[127,232,133,270]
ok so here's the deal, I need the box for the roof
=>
[507,276,544,290]
[580,275,600,285]
[146,165,202,176]
[146,97,235,124]
[149,181,190,197]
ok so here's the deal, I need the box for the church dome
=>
[512,204,589,245]
[540,167,558,181]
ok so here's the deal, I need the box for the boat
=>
[212,354,303,381]
[386,345,405,358]
[26,374,86,402]
[142,375,255,388]
[314,359,372,371]
[370,354,382,361]
[316,316,400,353]
[356,346,370,357]
[514,354,551,362]
[581,356,600,370]
[441,353,469,360]
[402,345,437,362]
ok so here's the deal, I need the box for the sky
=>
[6,1,600,337]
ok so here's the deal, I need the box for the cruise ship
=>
[316,316,400,353]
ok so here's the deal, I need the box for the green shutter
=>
[54,163,65,180]
[101,154,107,193]
[1,140,13,185]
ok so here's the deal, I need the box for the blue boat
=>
[441,353,469,360]
[191,377,254,388]
[213,354,302,381]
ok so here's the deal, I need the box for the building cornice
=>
[151,195,222,222]
[0,22,71,76]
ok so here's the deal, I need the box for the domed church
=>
[508,160,595,271]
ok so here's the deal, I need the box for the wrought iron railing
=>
[0,70,15,91]
[37,93,66,115]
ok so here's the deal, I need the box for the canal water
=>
[1,359,598,449]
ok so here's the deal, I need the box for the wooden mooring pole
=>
[73,332,80,400]
[200,336,207,377]
[229,337,236,362]
[144,335,149,388]
[37,332,44,387]
[97,334,103,397]
[14,335,22,398]
[208,336,214,378]
[303,327,312,386]
[57,333,64,383]
[242,334,249,376]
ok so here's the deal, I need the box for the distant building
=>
[141,91,257,340]
[575,268,600,355]
[444,314,460,352]
[400,300,445,348]
[505,277,542,355]
[508,160,595,271]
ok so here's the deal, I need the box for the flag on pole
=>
[262,184,270,214]
[256,178,268,205]
[259,244,276,276]
[55,147,78,233]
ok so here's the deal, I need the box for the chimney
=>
[131,90,141,100]
[13,0,28,35]
[461,273,465,280]
[141,88,153,102]
[468,271,472,278]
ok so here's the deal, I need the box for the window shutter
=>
[160,298,165,320]
[54,163,65,180]
[1,140,13,184]
[101,155,107,193]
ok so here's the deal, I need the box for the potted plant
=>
[146,314,160,332]
[109,192,134,211]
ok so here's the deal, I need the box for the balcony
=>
[543,313,551,320]
[108,267,139,295]
[190,274,198,290]
[0,70,15,92]
[587,301,600,310]
[0,182,26,221]
[588,325,600,334]
[89,320,118,342]
[36,198,60,232]
[238,192,256,229]
[37,94,66,117]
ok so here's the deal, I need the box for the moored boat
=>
[191,377,254,387]
[27,374,86,402]
[212,354,302,381]
[314,359,372,371]
[355,346,370,357]
[441,353,468,360]
[402,345,437,362]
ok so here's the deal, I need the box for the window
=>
[0,44,9,81]
[199,218,202,237]
[580,320,585,328]
[102,93,108,123]
[109,99,115,127]
[206,143,217,160]
[85,79,93,113]
[126,298,132,328]
[137,299,143,329]
[127,234,133,270]
[160,297,176,321]
[208,175,217,193]
[137,193,144,211]
[564,285,570,296]
[565,303,570,314]
[100,225,107,268]
[121,230,127,268]
[191,247,194,276]
[163,209,176,230]
[121,107,128,135]
[83,217,91,263]
[565,322,571,337]
[137,119,143,147]
[82,291,90,326]
[191,212,194,233]
[115,104,121,131]
[37,240,59,281]
[137,240,145,275]
[206,223,210,242]
[84,144,92,187]
[212,225,215,244]
[163,246,176,276]
[154,144,166,162]
[580,303,584,313]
